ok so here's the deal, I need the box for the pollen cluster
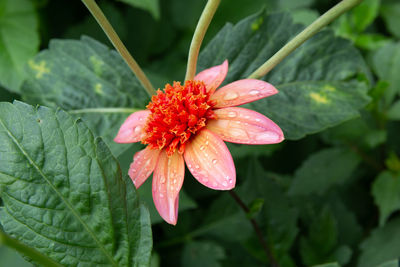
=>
[142,80,216,156]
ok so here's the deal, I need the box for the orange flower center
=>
[142,80,216,156]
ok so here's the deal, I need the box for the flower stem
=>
[184,0,221,81]
[81,0,156,96]
[69,107,141,114]
[0,230,62,267]
[248,0,363,79]
[228,191,279,267]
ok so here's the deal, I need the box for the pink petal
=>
[114,110,150,143]
[207,107,284,144]
[211,79,278,108]
[128,147,161,189]
[152,150,185,225]
[184,129,235,190]
[194,60,228,94]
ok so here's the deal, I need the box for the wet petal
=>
[128,147,161,188]
[184,129,235,190]
[194,60,228,94]
[211,79,278,108]
[207,107,284,144]
[152,150,185,225]
[114,110,150,143]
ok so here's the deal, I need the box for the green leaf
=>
[198,12,371,140]
[0,0,39,92]
[359,217,400,267]
[288,148,361,196]
[350,0,380,32]
[0,101,152,266]
[376,259,400,267]
[238,159,299,266]
[381,1,400,38]
[21,36,150,157]
[387,100,400,120]
[372,171,400,226]
[117,0,159,19]
[311,263,341,267]
[371,42,400,105]
[300,207,351,266]
[181,241,226,267]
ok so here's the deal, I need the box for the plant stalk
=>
[228,191,279,267]
[184,0,221,81]
[248,0,363,79]
[0,230,62,267]
[81,0,156,96]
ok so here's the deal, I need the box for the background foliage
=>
[1,0,400,266]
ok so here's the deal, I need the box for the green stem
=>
[0,230,62,267]
[248,0,363,79]
[184,0,221,81]
[81,0,156,96]
[69,107,141,114]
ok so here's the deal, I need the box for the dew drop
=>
[227,111,237,118]
[173,178,177,184]
[134,125,142,134]
[160,177,166,183]
[222,181,228,187]
[195,165,200,169]
[255,118,261,122]
[212,182,218,187]
[200,145,206,151]
[249,89,260,96]
[223,91,239,101]
[203,178,209,183]
[256,131,279,141]
[205,141,209,145]
[212,159,218,164]
[159,193,164,198]
[131,169,137,173]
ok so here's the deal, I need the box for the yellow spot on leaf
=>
[28,60,50,79]
[251,17,264,31]
[95,83,103,95]
[90,56,104,75]
[310,92,329,104]
[324,85,336,92]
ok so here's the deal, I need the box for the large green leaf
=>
[0,0,39,92]
[372,171,400,226]
[21,36,149,157]
[117,0,159,19]
[198,12,371,140]
[288,147,361,196]
[0,101,152,266]
[359,217,400,267]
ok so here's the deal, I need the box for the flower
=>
[114,60,284,225]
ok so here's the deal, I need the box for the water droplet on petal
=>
[200,145,206,151]
[255,118,261,122]
[223,91,239,101]
[173,178,177,184]
[203,178,209,183]
[227,111,237,118]
[212,159,218,164]
[195,165,200,169]
[249,89,259,96]
[256,131,279,141]
[222,181,228,187]
[160,177,166,183]
[159,193,164,198]
[134,125,142,134]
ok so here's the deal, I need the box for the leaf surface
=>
[0,0,39,92]
[22,36,149,156]
[0,101,152,266]
[198,12,371,139]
